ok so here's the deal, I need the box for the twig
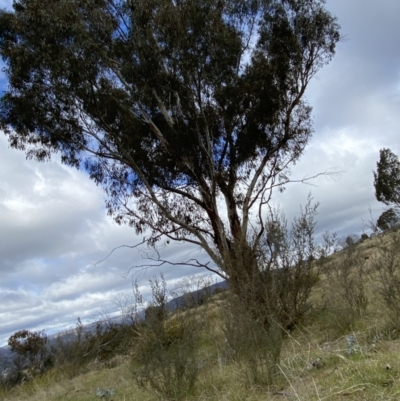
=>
[278,364,302,401]
[320,383,371,400]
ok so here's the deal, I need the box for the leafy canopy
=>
[374,148,400,206]
[377,208,400,232]
[0,0,340,276]
[8,330,47,356]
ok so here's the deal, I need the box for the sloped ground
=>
[3,230,400,401]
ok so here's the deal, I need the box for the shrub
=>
[84,321,136,362]
[7,329,52,378]
[50,319,91,377]
[0,365,26,390]
[220,196,335,385]
[1,329,53,389]
[51,317,135,377]
[320,245,369,335]
[377,208,400,231]
[373,231,400,323]
[338,234,359,249]
[8,330,48,370]
[222,292,282,386]
[131,274,202,400]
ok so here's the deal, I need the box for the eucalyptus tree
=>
[0,0,340,329]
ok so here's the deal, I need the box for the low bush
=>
[373,231,400,324]
[131,274,202,401]
[319,246,369,335]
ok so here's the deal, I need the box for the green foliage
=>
[256,195,333,330]
[220,195,334,385]
[132,275,201,400]
[50,318,88,377]
[222,293,283,386]
[0,0,340,285]
[1,329,52,389]
[84,321,135,362]
[0,2,341,369]
[337,234,359,249]
[51,317,135,379]
[346,235,355,247]
[374,148,400,206]
[377,208,400,231]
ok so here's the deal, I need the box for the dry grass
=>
[4,327,400,401]
[4,230,400,400]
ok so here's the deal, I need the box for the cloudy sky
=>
[1,0,399,346]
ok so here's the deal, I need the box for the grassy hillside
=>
[2,229,400,401]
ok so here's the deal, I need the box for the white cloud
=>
[1,0,400,345]
[0,132,205,345]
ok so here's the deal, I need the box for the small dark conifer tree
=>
[374,148,400,206]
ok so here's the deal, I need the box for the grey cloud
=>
[0,138,107,271]
[0,282,133,345]
[307,0,400,132]
[1,0,400,346]
[272,137,384,240]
